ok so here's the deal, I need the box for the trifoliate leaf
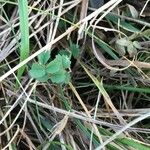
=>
[46,59,61,74]
[62,55,71,69]
[38,51,50,65]
[36,74,49,82]
[30,63,46,78]
[50,70,66,84]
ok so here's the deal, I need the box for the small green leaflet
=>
[59,50,71,58]
[36,74,49,82]
[70,41,79,58]
[62,55,71,69]
[46,59,61,74]
[38,51,50,65]
[50,70,66,83]
[29,63,46,78]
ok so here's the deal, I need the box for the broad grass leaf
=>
[38,51,50,65]
[30,63,46,78]
[106,14,139,32]
[16,0,29,88]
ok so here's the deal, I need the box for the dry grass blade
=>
[69,82,103,144]
[0,0,123,82]
[80,63,126,125]
[78,0,89,40]
[95,111,150,150]
[1,0,150,149]
[43,115,69,150]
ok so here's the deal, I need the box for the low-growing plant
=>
[29,51,71,84]
[29,42,80,84]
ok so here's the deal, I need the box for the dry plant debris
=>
[0,0,150,149]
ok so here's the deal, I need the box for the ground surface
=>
[0,0,150,149]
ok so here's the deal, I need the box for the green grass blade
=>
[16,0,29,87]
[106,14,139,32]
[104,84,150,94]
[49,141,74,150]
[99,127,150,150]
[118,138,150,150]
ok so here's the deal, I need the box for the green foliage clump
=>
[29,41,80,84]
[29,51,71,84]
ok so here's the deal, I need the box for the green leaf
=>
[36,74,49,82]
[127,4,138,19]
[30,63,46,78]
[55,54,63,61]
[106,14,139,32]
[64,72,71,83]
[115,43,126,56]
[133,41,141,49]
[116,38,129,46]
[127,43,137,57]
[38,51,50,65]
[70,41,80,58]
[62,55,71,69]
[46,59,61,74]
[40,116,53,131]
[90,0,104,8]
[16,0,29,88]
[59,50,71,57]
[50,70,66,83]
